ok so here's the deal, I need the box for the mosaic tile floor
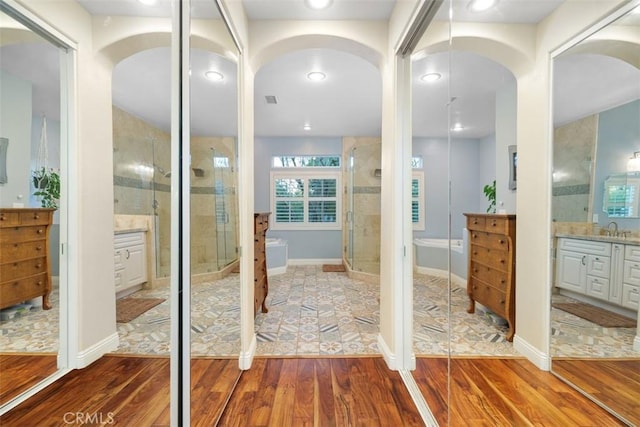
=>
[1,268,637,359]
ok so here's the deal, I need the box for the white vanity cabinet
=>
[622,245,640,310]
[114,231,147,294]
[556,237,640,309]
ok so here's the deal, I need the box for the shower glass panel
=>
[348,143,381,275]
[346,148,355,269]
[212,147,238,269]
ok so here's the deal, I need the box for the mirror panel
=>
[551,6,640,426]
[0,8,64,405]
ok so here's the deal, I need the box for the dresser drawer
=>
[470,261,508,291]
[0,241,47,262]
[484,217,511,235]
[469,231,510,250]
[0,211,20,227]
[0,273,48,305]
[0,257,47,282]
[469,277,507,313]
[467,216,486,231]
[0,226,48,244]
[19,210,52,226]
[469,245,510,271]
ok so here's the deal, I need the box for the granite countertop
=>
[555,233,640,245]
[114,228,147,235]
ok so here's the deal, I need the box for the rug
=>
[116,297,165,323]
[552,302,636,328]
[322,264,346,272]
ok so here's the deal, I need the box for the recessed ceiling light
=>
[138,0,158,5]
[205,70,224,81]
[307,71,326,81]
[451,123,464,132]
[305,0,333,10]
[420,72,441,82]
[468,0,497,12]
[303,124,312,131]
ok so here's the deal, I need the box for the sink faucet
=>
[607,221,618,237]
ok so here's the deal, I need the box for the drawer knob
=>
[500,259,505,264]
[37,229,44,234]
[36,246,43,251]
[0,215,5,221]
[36,263,42,268]
[500,299,505,304]
[33,214,40,219]
[499,239,505,244]
[36,281,43,286]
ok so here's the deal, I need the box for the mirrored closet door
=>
[0,2,70,408]
[550,3,640,425]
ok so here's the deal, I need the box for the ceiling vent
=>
[265,95,278,105]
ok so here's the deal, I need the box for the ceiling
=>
[2,0,639,140]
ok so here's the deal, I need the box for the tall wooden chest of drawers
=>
[0,208,55,311]
[464,213,516,341]
[254,212,270,316]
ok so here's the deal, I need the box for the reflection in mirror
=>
[0,10,63,405]
[551,6,640,425]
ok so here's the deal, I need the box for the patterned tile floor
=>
[1,267,637,359]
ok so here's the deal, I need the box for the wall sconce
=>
[627,151,640,172]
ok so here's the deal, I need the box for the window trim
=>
[270,169,342,231]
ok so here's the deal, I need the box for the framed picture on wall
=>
[508,145,517,190]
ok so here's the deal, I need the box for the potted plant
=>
[483,180,496,213]
[32,167,60,209]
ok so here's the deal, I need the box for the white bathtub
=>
[266,238,288,275]
[413,234,467,284]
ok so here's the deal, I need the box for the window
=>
[271,170,341,230]
[272,155,340,168]
[604,175,639,218]
[412,171,425,231]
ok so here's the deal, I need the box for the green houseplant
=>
[483,180,496,213]
[32,167,60,209]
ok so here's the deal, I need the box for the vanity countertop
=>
[555,233,640,245]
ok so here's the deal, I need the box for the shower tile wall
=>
[552,114,597,223]
[342,137,381,274]
[113,106,237,277]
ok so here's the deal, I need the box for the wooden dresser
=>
[0,208,55,311]
[464,213,516,341]
[254,212,270,315]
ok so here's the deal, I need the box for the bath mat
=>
[322,264,346,272]
[552,302,636,328]
[116,297,165,323]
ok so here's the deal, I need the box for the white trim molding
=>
[377,333,396,370]
[75,332,119,369]
[513,335,550,371]
[239,334,257,370]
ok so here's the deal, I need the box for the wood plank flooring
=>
[413,357,627,426]
[0,354,57,404]
[1,355,629,426]
[552,359,640,426]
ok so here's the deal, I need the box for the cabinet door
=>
[621,284,640,310]
[556,250,586,293]
[114,250,125,291]
[586,276,610,301]
[124,244,147,287]
[609,244,624,304]
[623,259,640,287]
[586,254,610,279]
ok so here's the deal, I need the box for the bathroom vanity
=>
[114,230,148,298]
[555,235,640,312]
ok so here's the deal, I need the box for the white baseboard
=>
[75,332,119,369]
[267,265,287,276]
[239,335,257,370]
[415,266,466,288]
[377,334,396,370]
[513,335,550,371]
[288,258,342,266]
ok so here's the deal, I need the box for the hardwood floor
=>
[413,357,627,426]
[552,359,640,426]
[1,355,629,426]
[0,354,57,404]
[218,358,423,426]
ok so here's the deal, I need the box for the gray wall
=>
[254,136,343,259]
[594,99,640,230]
[413,137,491,239]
